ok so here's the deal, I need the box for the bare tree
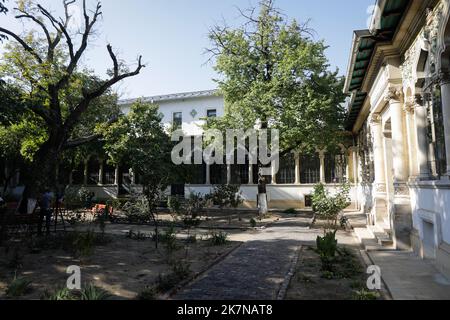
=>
[0,0,145,198]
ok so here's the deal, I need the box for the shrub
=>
[122,195,152,224]
[6,276,32,298]
[80,284,110,300]
[43,288,75,301]
[209,231,228,246]
[126,230,148,241]
[315,230,338,272]
[160,225,178,252]
[209,185,243,209]
[77,187,96,209]
[250,218,257,228]
[352,289,380,301]
[156,261,191,293]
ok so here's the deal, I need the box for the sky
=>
[0,0,375,99]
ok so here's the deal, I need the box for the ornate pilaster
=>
[438,71,450,178]
[413,94,431,180]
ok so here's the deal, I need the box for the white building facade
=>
[345,0,450,278]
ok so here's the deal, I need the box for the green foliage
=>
[283,208,297,214]
[250,218,257,228]
[6,275,32,298]
[77,187,95,209]
[206,0,347,154]
[43,288,75,301]
[156,261,191,293]
[352,289,380,301]
[80,284,110,301]
[312,183,351,232]
[122,195,153,224]
[315,230,338,272]
[160,225,178,252]
[210,185,243,209]
[209,231,229,246]
[126,230,149,241]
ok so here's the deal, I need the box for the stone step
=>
[355,227,395,251]
[369,226,394,248]
[345,213,368,228]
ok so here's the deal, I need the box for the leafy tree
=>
[0,0,144,199]
[101,101,177,248]
[206,0,347,214]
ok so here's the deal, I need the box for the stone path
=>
[368,251,450,300]
[173,217,312,300]
[173,216,358,300]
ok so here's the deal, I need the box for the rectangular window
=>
[207,109,217,118]
[300,154,320,184]
[325,153,347,184]
[173,112,182,129]
[276,153,296,184]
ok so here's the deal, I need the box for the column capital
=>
[384,86,404,104]
[370,113,382,125]
[403,97,416,114]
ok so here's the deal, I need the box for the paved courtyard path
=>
[173,216,357,300]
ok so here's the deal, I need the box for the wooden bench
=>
[0,201,40,240]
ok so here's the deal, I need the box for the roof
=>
[118,89,220,106]
[344,0,410,131]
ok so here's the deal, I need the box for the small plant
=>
[315,230,338,272]
[352,289,380,301]
[80,284,110,300]
[78,187,96,209]
[210,184,243,210]
[43,288,75,301]
[136,287,158,300]
[6,275,32,298]
[297,273,314,284]
[160,225,178,252]
[250,218,257,228]
[156,261,191,293]
[126,230,148,241]
[209,231,228,246]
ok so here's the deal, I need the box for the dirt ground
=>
[286,246,382,300]
[0,232,239,300]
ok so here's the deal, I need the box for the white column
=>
[404,99,419,179]
[370,114,387,193]
[114,165,120,186]
[83,160,89,185]
[386,88,409,183]
[295,153,301,185]
[319,151,326,184]
[98,161,104,185]
[206,164,211,185]
[248,164,253,185]
[271,163,277,185]
[439,78,450,178]
[227,164,231,185]
[414,95,431,180]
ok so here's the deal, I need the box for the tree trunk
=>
[257,167,268,217]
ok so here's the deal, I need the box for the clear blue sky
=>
[1,0,375,99]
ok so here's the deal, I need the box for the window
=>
[300,154,320,184]
[325,153,347,184]
[207,109,217,118]
[173,112,182,129]
[276,153,296,184]
[425,87,447,178]
[210,164,227,185]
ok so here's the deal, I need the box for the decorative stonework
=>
[370,113,382,125]
[422,3,444,76]
[394,182,410,196]
[384,86,404,104]
[375,183,387,193]
[403,96,416,114]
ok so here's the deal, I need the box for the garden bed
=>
[0,231,240,300]
[285,246,382,300]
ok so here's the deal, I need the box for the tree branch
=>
[0,27,43,63]
[63,134,102,149]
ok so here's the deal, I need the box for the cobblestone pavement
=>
[173,217,314,300]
